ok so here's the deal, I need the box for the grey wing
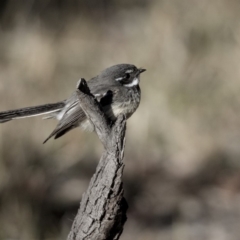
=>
[43,94,86,143]
[43,83,117,143]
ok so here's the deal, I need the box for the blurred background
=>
[0,0,240,239]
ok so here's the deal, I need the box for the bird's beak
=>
[138,68,146,74]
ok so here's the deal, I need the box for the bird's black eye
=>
[125,73,130,79]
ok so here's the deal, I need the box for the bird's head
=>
[99,64,146,87]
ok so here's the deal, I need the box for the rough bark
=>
[67,79,128,240]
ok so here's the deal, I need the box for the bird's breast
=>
[103,87,141,120]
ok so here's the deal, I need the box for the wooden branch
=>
[67,79,128,240]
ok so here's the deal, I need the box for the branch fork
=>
[67,78,128,240]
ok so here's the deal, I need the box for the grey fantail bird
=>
[0,64,146,143]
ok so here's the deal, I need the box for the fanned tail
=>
[0,102,65,123]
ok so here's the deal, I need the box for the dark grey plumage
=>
[0,64,146,143]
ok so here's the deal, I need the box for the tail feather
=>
[0,102,65,123]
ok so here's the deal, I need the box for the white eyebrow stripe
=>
[115,77,124,81]
[124,77,139,87]
[125,69,133,73]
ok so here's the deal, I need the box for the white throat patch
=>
[124,77,139,87]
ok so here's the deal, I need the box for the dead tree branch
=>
[67,79,128,240]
